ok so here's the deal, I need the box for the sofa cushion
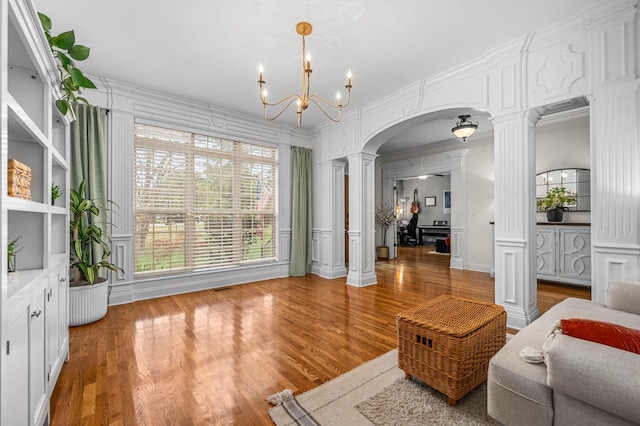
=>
[606,280,640,315]
[546,334,640,424]
[561,318,640,354]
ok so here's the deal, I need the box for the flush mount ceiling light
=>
[258,22,352,127]
[451,115,478,141]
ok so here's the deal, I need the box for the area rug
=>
[268,349,498,426]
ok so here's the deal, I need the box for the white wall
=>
[397,176,451,226]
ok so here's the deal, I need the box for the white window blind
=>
[134,124,277,277]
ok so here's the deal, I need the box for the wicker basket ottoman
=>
[397,295,506,406]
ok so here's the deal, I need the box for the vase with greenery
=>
[375,204,396,258]
[537,187,576,222]
[38,12,96,117]
[7,237,21,273]
[51,184,63,205]
[70,180,123,286]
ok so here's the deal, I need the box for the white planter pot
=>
[69,280,109,326]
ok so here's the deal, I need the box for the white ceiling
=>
[32,0,602,150]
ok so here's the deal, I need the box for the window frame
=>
[133,122,278,278]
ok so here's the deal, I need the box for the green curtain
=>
[70,103,108,274]
[289,147,313,276]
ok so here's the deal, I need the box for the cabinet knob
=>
[31,309,42,318]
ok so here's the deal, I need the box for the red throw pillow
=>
[561,318,640,354]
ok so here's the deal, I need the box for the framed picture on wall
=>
[425,196,436,206]
[443,190,451,214]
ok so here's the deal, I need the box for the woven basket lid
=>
[397,295,505,337]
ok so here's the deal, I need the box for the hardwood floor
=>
[50,245,590,425]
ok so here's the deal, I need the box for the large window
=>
[134,124,277,277]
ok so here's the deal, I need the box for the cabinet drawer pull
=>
[31,309,42,318]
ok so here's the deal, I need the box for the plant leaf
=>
[52,30,75,50]
[69,44,90,61]
[62,77,78,92]
[57,52,72,69]
[79,75,97,89]
[38,12,51,32]
[55,99,69,115]
[69,67,84,86]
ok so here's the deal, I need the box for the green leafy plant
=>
[70,181,123,286]
[537,187,576,212]
[8,237,22,272]
[38,12,96,116]
[375,204,396,247]
[51,184,63,203]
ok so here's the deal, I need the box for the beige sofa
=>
[487,281,640,426]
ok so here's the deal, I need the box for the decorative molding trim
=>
[108,262,289,306]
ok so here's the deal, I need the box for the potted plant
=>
[38,12,96,117]
[7,237,21,273]
[69,180,123,325]
[537,187,576,222]
[51,184,63,205]
[375,204,396,259]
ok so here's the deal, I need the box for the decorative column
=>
[380,162,397,259]
[318,159,348,279]
[107,110,135,302]
[492,110,541,329]
[590,81,640,303]
[346,152,378,287]
[447,150,467,269]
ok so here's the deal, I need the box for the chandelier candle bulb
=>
[346,70,352,88]
[337,91,342,106]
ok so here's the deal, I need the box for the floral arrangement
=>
[537,187,576,212]
[375,204,396,246]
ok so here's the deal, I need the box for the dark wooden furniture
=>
[417,225,450,245]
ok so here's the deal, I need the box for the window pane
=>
[135,213,186,274]
[134,123,277,278]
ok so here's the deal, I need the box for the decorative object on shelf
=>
[7,159,32,200]
[51,184,63,205]
[536,186,576,222]
[451,115,478,141]
[7,237,21,273]
[375,204,396,259]
[258,21,352,127]
[37,12,97,117]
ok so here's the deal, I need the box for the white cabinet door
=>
[47,269,60,389]
[559,229,591,282]
[2,295,31,426]
[536,228,556,277]
[30,280,48,426]
[48,262,69,391]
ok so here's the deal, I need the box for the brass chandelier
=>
[258,22,352,127]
